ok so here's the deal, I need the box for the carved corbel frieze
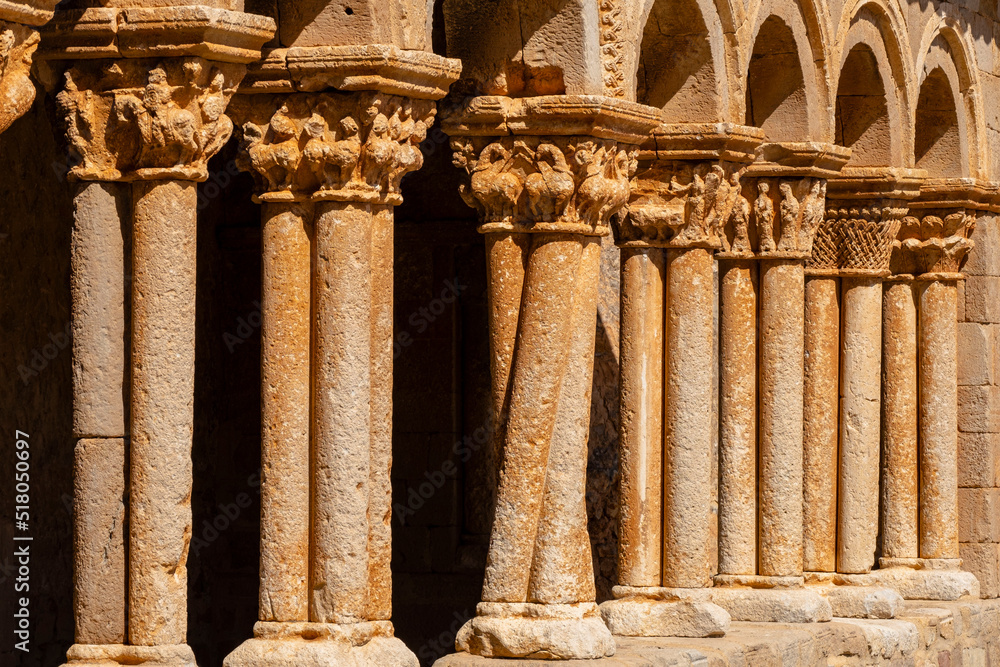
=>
[232,91,436,204]
[55,57,244,181]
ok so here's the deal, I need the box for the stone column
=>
[874,181,982,600]
[51,11,272,657]
[600,124,763,638]
[711,145,846,624]
[803,169,920,619]
[445,96,660,659]
[223,54,458,662]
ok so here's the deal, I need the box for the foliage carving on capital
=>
[56,58,243,182]
[450,136,637,235]
[234,92,435,204]
[892,211,975,275]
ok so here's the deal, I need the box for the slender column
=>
[617,248,665,587]
[129,179,198,645]
[918,278,960,560]
[448,111,658,657]
[717,260,758,576]
[837,277,883,573]
[368,204,394,620]
[881,279,919,559]
[803,276,839,573]
[311,201,374,622]
[259,202,311,621]
[757,258,805,578]
[70,183,129,644]
[663,248,714,587]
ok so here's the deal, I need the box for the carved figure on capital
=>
[233,91,435,203]
[56,57,244,181]
[616,159,746,247]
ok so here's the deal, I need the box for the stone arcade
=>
[4,0,1000,665]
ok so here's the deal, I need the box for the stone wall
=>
[958,214,1000,598]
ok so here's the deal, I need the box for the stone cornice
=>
[0,0,54,27]
[239,45,462,100]
[641,123,765,163]
[908,177,1000,214]
[38,5,275,64]
[746,142,852,180]
[442,95,661,145]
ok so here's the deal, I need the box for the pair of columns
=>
[874,179,989,600]
[444,95,661,660]
[224,74,452,664]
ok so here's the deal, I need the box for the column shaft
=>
[837,277,883,574]
[129,180,197,645]
[482,233,583,602]
[71,182,129,644]
[530,237,602,602]
[881,280,919,559]
[663,248,714,587]
[918,280,960,559]
[618,248,665,587]
[758,259,804,577]
[368,204,395,620]
[718,259,758,576]
[310,201,374,623]
[803,276,839,573]
[260,202,311,621]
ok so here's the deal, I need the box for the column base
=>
[62,643,196,667]
[599,586,729,637]
[804,571,904,618]
[711,575,833,623]
[456,602,615,660]
[223,621,417,667]
[872,558,980,601]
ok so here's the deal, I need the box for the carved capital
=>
[703,176,828,259]
[450,135,637,235]
[232,91,436,204]
[0,21,40,136]
[56,57,244,182]
[892,211,975,276]
[819,204,907,276]
[616,159,744,249]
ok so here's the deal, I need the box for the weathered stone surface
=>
[600,598,730,638]
[710,587,833,624]
[128,179,198,646]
